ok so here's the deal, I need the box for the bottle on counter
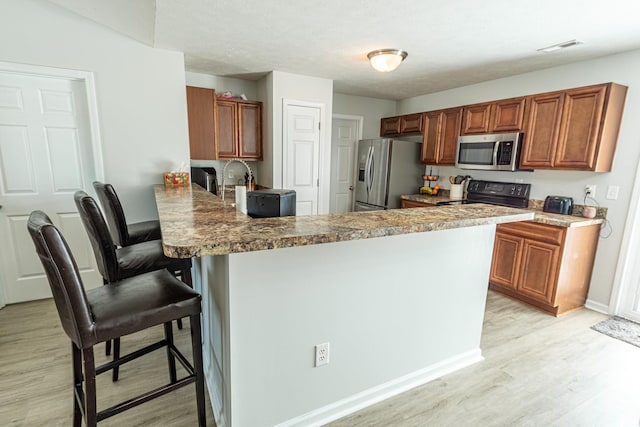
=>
[245,173,256,191]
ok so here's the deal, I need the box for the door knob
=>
[349,185,353,191]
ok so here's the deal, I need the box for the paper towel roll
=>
[235,186,247,214]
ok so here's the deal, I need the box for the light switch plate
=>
[606,185,619,200]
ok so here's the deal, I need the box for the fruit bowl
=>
[422,175,439,181]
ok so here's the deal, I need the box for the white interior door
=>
[330,116,361,213]
[284,104,321,216]
[0,72,101,304]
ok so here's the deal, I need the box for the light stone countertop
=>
[400,194,604,228]
[154,184,534,258]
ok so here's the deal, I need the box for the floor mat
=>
[591,316,640,348]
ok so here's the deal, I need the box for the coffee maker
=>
[190,167,218,195]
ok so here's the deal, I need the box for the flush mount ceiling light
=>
[537,39,584,53]
[367,49,408,72]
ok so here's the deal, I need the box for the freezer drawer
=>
[354,201,385,212]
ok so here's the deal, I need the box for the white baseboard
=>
[585,299,609,315]
[275,349,484,427]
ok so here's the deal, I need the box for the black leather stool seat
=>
[125,219,162,246]
[116,240,191,281]
[89,270,199,344]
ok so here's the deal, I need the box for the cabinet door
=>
[215,99,238,159]
[461,103,491,134]
[438,108,463,165]
[517,239,560,304]
[186,86,216,160]
[400,113,424,134]
[491,97,526,132]
[380,116,401,136]
[400,199,432,208]
[520,92,564,169]
[420,111,440,164]
[238,101,262,159]
[554,85,607,170]
[490,231,523,289]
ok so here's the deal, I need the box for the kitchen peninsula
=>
[154,184,533,427]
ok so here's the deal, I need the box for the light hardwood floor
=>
[1,291,639,426]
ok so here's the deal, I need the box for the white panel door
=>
[330,117,360,213]
[284,104,321,216]
[0,72,100,304]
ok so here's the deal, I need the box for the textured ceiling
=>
[51,0,640,100]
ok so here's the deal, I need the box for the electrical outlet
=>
[606,185,620,200]
[585,184,596,198]
[315,342,330,367]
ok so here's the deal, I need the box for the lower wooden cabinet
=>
[489,221,600,316]
[400,199,434,208]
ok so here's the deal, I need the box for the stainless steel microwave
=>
[455,132,523,171]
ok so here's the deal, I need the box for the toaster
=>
[543,196,573,215]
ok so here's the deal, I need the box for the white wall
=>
[333,93,397,139]
[0,0,190,222]
[396,49,640,307]
[265,71,334,214]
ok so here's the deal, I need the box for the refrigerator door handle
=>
[364,145,373,198]
[368,148,375,194]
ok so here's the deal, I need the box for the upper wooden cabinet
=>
[460,97,526,135]
[186,86,216,160]
[520,83,627,171]
[215,98,263,160]
[380,113,424,137]
[421,107,463,165]
[185,86,263,161]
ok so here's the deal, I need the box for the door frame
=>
[330,114,363,213]
[0,61,104,308]
[609,159,640,320]
[282,99,326,214]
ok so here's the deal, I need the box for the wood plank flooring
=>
[1,291,639,426]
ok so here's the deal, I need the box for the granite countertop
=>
[154,184,534,257]
[401,194,604,228]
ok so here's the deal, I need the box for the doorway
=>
[330,115,362,213]
[611,160,640,322]
[0,62,103,307]
[283,101,323,216]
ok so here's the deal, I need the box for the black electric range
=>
[436,179,531,208]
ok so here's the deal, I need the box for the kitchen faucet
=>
[221,159,253,201]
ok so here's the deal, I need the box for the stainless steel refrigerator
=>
[354,139,423,211]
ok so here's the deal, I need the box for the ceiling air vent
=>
[537,39,584,53]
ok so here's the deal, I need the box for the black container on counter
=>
[247,189,296,218]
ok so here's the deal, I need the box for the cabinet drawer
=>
[496,221,564,245]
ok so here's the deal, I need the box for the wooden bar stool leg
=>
[105,340,111,356]
[112,337,121,382]
[82,347,98,427]
[164,322,177,383]
[190,314,206,427]
[72,343,83,427]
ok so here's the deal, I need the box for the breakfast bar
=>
[154,184,534,427]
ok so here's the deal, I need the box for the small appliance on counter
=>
[247,189,296,218]
[543,196,573,215]
[191,167,218,195]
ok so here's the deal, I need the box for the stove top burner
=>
[442,180,531,209]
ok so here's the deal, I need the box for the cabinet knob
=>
[349,185,354,191]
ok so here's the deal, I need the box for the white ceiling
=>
[51,0,640,100]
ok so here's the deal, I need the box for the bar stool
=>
[27,211,206,426]
[74,191,191,378]
[92,181,161,247]
[92,182,192,326]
